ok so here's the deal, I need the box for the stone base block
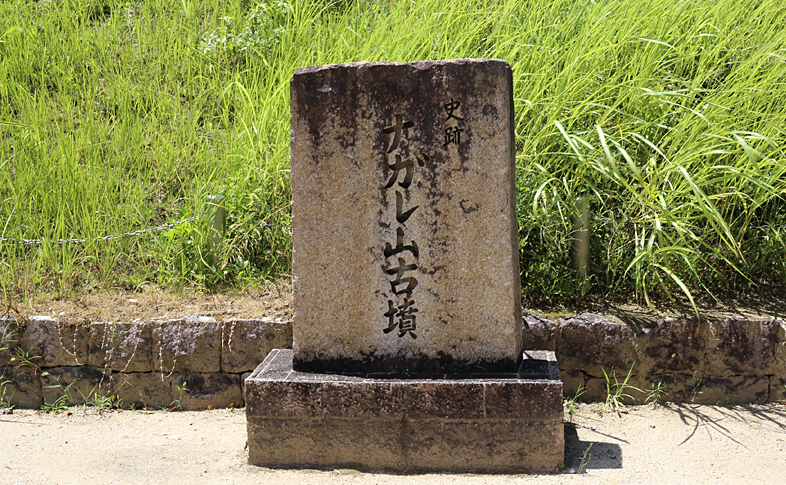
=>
[245,349,564,473]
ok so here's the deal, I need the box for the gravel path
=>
[2,403,785,484]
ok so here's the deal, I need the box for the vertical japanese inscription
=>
[443,98,464,146]
[381,114,428,339]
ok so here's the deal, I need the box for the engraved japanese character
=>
[386,256,418,294]
[444,98,464,121]
[396,191,419,224]
[443,126,463,147]
[383,114,414,153]
[384,155,414,189]
[384,227,419,258]
[383,298,418,338]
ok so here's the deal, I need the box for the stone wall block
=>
[522,314,556,351]
[1,364,42,408]
[556,313,637,377]
[19,317,88,368]
[561,369,604,401]
[171,373,242,410]
[0,316,22,366]
[688,375,769,405]
[89,322,154,372]
[241,371,252,399]
[705,318,786,376]
[153,317,220,373]
[221,319,292,373]
[636,317,709,376]
[41,365,108,406]
[111,372,174,409]
[769,376,786,403]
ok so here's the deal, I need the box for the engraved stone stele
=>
[246,59,563,473]
[291,58,522,373]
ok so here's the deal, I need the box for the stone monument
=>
[245,59,564,472]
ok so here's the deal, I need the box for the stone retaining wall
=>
[525,313,786,405]
[1,313,784,409]
[0,316,291,410]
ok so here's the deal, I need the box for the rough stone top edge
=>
[248,350,560,384]
[293,58,510,77]
[550,312,786,326]
[1,316,288,326]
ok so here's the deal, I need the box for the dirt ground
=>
[1,403,785,484]
[12,281,786,327]
[9,283,294,323]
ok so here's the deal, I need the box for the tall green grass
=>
[1,0,785,306]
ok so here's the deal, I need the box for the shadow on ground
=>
[563,422,623,474]
[663,403,786,445]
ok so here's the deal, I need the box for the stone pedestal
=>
[245,349,564,473]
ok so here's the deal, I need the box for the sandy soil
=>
[11,282,786,328]
[1,403,785,485]
[9,284,293,323]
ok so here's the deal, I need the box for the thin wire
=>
[0,214,205,246]
[591,216,786,234]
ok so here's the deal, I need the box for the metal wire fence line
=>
[590,216,786,234]
[3,210,782,247]
[0,214,206,246]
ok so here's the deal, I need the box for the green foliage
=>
[602,365,640,415]
[201,1,294,67]
[0,327,15,409]
[11,346,41,373]
[41,379,76,414]
[0,0,785,304]
[644,379,668,404]
[170,380,188,410]
[79,386,122,412]
[690,371,705,402]
[578,442,593,474]
[563,383,587,423]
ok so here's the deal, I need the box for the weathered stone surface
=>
[769,376,786,403]
[111,372,174,409]
[636,317,709,376]
[0,364,42,408]
[221,319,291,373]
[522,314,556,350]
[41,365,107,406]
[689,375,770,405]
[248,350,562,419]
[248,417,563,473]
[245,349,563,472]
[561,370,605,402]
[89,322,154,372]
[153,317,220,373]
[705,318,786,376]
[0,316,21,366]
[557,313,637,377]
[171,373,242,410]
[240,371,252,400]
[484,381,564,421]
[291,59,521,374]
[19,317,88,368]
[401,420,563,473]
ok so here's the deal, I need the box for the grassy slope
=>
[1,0,785,306]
